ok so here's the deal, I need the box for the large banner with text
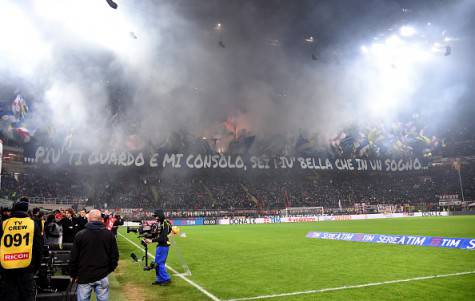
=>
[306,231,475,250]
[27,146,429,172]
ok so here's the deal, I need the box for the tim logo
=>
[430,237,442,246]
[4,252,29,261]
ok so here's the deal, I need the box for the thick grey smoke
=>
[0,0,474,152]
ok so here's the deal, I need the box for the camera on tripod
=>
[129,219,160,271]
[139,239,156,271]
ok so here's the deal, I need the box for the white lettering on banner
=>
[88,152,99,165]
[412,236,426,246]
[164,153,176,167]
[135,153,145,166]
[335,159,354,171]
[341,234,354,240]
[278,157,295,168]
[32,147,431,172]
[218,219,230,225]
[441,239,461,248]
[186,155,194,168]
[355,158,368,171]
[467,240,475,250]
[363,235,375,241]
[203,219,217,225]
[251,156,270,169]
[149,153,159,167]
[397,236,425,245]
[384,158,423,172]
[108,152,118,165]
[378,235,401,244]
[163,153,183,168]
[321,233,354,240]
[185,154,246,169]
[236,157,245,169]
[229,218,256,225]
[86,151,148,167]
[34,147,45,163]
[39,147,61,164]
[219,156,227,168]
[297,157,333,170]
[369,160,382,171]
[99,152,108,164]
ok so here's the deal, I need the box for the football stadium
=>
[0,0,475,300]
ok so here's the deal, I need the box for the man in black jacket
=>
[70,209,119,301]
[0,197,42,301]
[73,209,88,234]
[60,209,76,243]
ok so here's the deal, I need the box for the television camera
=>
[35,243,77,301]
[126,219,158,237]
[128,220,160,271]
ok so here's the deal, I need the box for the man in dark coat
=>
[70,209,119,301]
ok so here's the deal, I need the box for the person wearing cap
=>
[0,197,42,301]
[144,209,172,286]
[1,207,11,221]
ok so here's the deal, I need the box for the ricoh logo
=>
[4,252,29,261]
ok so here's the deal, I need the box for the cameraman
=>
[0,197,42,301]
[143,209,172,286]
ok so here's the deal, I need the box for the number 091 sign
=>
[0,218,35,269]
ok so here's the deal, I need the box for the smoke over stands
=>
[0,0,474,154]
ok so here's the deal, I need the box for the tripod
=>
[141,240,156,271]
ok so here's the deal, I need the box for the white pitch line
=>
[226,270,475,301]
[118,232,221,301]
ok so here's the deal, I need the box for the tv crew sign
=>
[0,218,35,269]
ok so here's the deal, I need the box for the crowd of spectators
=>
[0,206,123,242]
[1,169,84,201]
[1,162,474,213]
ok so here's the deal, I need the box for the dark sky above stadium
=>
[0,0,474,150]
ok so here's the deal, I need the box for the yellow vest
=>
[0,217,35,269]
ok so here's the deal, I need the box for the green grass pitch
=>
[108,216,475,301]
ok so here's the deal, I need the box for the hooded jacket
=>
[151,217,172,247]
[69,221,119,284]
[0,211,43,272]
